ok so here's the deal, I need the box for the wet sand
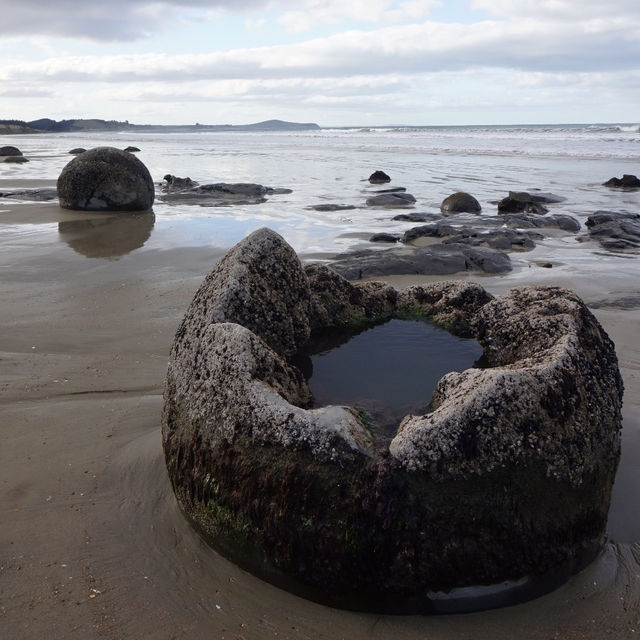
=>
[2,197,640,639]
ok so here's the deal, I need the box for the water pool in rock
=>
[295,318,484,438]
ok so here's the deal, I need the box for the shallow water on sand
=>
[1,125,640,638]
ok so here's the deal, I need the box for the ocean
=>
[2,122,639,261]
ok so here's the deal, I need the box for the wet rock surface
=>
[440,191,481,213]
[366,192,416,207]
[497,191,549,214]
[0,145,24,156]
[368,170,391,184]
[586,211,640,249]
[162,228,622,612]
[57,146,155,211]
[328,243,512,278]
[0,188,58,201]
[402,222,541,250]
[159,181,292,206]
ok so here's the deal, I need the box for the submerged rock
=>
[440,192,481,213]
[0,188,58,201]
[57,146,154,211]
[162,228,622,613]
[124,146,141,153]
[69,148,86,155]
[366,192,416,207]
[308,203,356,212]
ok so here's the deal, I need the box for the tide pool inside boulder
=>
[296,318,483,439]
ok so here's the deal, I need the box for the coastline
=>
[1,189,639,638]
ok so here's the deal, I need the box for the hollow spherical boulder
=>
[57,146,154,211]
[441,191,481,213]
[162,227,623,613]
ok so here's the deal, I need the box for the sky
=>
[0,0,639,127]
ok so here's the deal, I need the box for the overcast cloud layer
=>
[0,0,638,125]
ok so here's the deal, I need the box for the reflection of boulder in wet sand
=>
[58,212,155,259]
[57,146,154,211]
[162,227,622,614]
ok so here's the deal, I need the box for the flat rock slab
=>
[159,182,292,206]
[162,228,622,612]
[328,242,512,279]
[0,188,58,201]
[402,223,541,250]
[586,210,640,249]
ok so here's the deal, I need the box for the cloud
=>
[470,0,640,20]
[277,0,440,32]
[0,0,438,40]
[2,15,639,85]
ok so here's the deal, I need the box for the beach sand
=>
[2,195,639,639]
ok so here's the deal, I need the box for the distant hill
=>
[0,119,41,134]
[0,117,321,134]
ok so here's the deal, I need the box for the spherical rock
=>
[441,191,481,213]
[0,145,23,156]
[57,146,154,211]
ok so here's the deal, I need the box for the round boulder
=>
[0,145,23,156]
[441,191,481,213]
[57,146,154,211]
[162,228,622,614]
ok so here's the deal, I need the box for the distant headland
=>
[0,118,321,135]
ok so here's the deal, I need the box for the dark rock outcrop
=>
[57,146,154,212]
[603,174,640,189]
[0,188,57,201]
[308,204,356,212]
[124,146,141,152]
[160,182,292,206]
[69,148,86,155]
[162,174,198,191]
[368,170,391,184]
[402,223,541,251]
[497,192,549,215]
[369,233,400,243]
[0,145,23,156]
[162,228,622,613]
[366,192,416,207]
[328,243,511,279]
[501,213,581,232]
[585,211,640,249]
[440,192,481,214]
